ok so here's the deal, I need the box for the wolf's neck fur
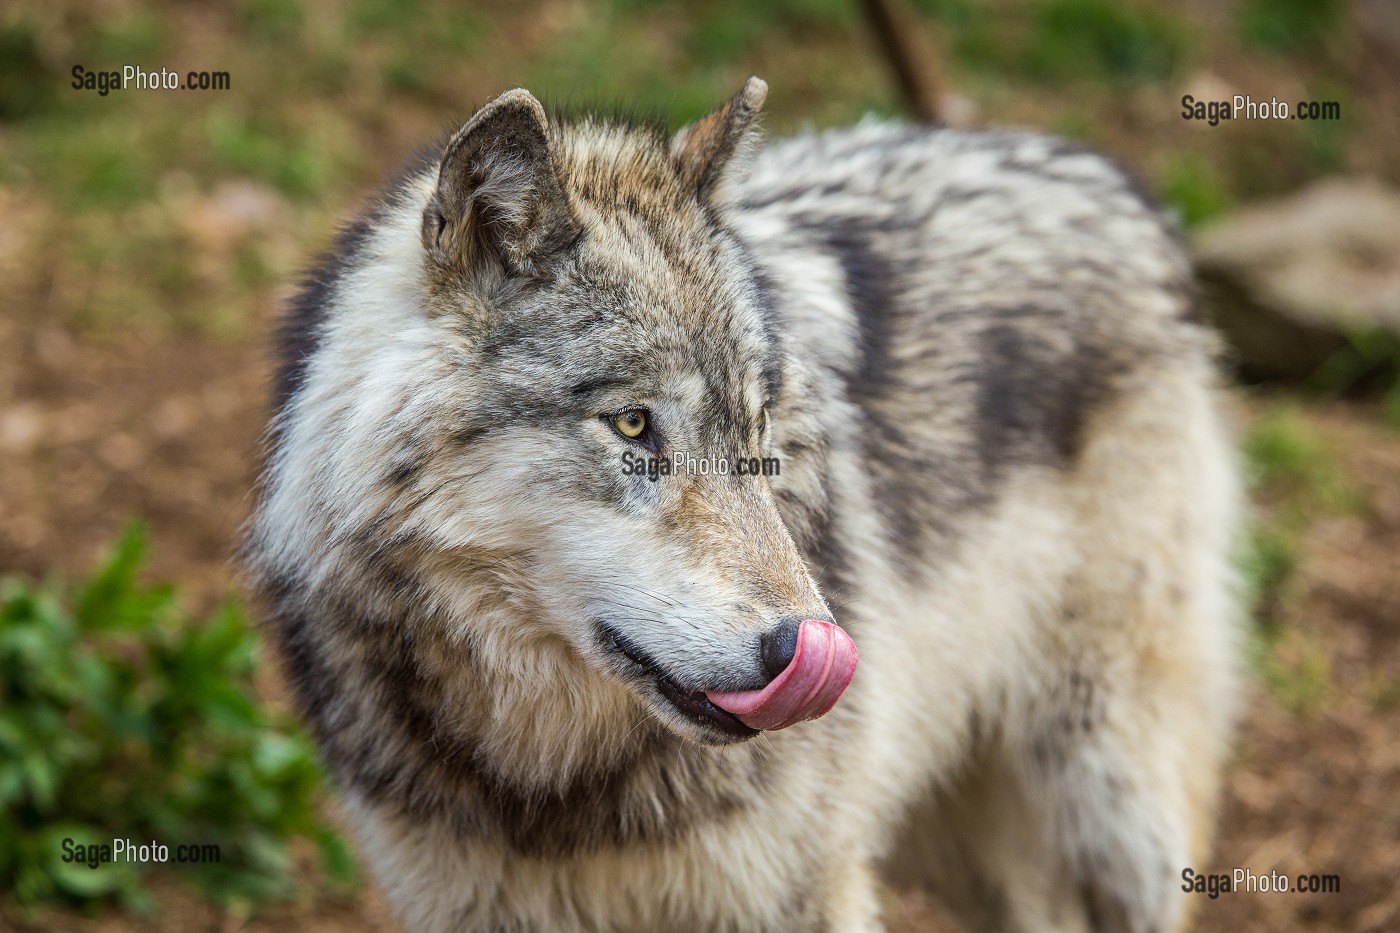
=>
[264,557,774,859]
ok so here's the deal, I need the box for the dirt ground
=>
[3,281,1399,931]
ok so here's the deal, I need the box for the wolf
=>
[243,77,1240,932]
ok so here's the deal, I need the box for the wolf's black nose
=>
[760,619,802,680]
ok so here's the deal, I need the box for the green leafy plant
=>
[0,525,354,916]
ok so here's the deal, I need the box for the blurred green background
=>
[0,0,1391,337]
[1,1,1398,930]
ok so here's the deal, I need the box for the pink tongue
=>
[706,620,858,731]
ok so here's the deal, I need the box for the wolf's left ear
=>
[671,77,767,202]
[423,88,579,279]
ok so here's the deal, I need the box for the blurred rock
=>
[1193,178,1400,381]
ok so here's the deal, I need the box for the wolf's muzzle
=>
[600,623,759,738]
[706,620,858,730]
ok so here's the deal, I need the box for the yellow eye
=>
[757,409,768,435]
[613,410,647,439]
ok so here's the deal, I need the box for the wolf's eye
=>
[756,408,768,435]
[612,410,648,439]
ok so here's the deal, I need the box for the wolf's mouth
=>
[599,624,759,740]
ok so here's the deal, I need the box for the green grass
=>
[520,9,728,128]
[1249,626,1334,718]
[205,110,342,200]
[1022,0,1193,82]
[1299,79,1351,174]
[916,0,1193,83]
[1241,523,1299,632]
[0,0,1383,344]
[1386,379,1400,430]
[1240,404,1365,715]
[1244,405,1359,513]
[86,10,169,63]
[1157,153,1231,229]
[242,0,306,45]
[686,0,859,65]
[0,20,54,121]
[1238,0,1343,54]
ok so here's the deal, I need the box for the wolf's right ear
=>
[423,89,579,280]
[671,77,767,202]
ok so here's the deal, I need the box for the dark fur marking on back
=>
[799,213,928,558]
[787,200,1127,575]
[973,321,1114,471]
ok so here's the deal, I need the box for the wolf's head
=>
[252,79,854,750]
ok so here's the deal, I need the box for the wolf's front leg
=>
[820,857,885,932]
[923,700,1219,932]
